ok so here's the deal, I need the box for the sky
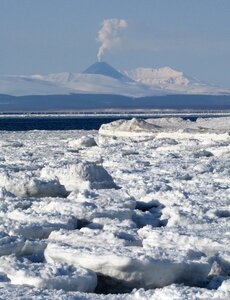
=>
[0,0,230,87]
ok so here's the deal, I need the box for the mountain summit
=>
[0,63,229,99]
[83,61,130,81]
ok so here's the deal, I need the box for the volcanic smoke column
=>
[97,19,128,62]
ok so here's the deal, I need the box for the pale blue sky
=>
[0,0,230,87]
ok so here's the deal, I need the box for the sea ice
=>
[0,118,229,298]
[45,240,211,289]
[0,232,25,256]
[0,255,97,292]
[68,136,97,148]
[99,117,230,137]
[0,172,67,197]
[41,161,117,191]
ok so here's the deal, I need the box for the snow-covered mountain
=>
[42,62,163,97]
[125,67,230,95]
[43,72,163,98]
[125,67,190,86]
[0,75,74,96]
[0,62,229,97]
[0,62,163,98]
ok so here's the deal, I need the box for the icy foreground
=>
[0,117,229,299]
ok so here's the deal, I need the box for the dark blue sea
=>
[0,116,125,131]
[0,114,228,131]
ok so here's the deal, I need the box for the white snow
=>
[99,116,230,137]
[0,255,97,292]
[99,118,162,137]
[68,136,97,148]
[125,66,230,95]
[125,66,190,86]
[0,75,74,96]
[41,161,118,191]
[48,72,164,97]
[0,117,229,298]
[45,241,210,289]
[0,233,25,257]
[0,173,67,197]
[0,72,163,97]
[0,63,229,97]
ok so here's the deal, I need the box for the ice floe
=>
[68,136,97,148]
[0,118,229,298]
[41,161,117,191]
[0,255,97,292]
[99,117,230,137]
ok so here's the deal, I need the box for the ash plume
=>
[97,18,128,62]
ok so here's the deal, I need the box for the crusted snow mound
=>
[49,226,141,248]
[68,136,97,148]
[0,232,25,257]
[0,255,97,292]
[99,118,161,137]
[41,161,117,191]
[138,225,230,277]
[6,203,77,239]
[67,189,135,222]
[0,172,67,197]
[99,117,230,137]
[45,238,210,289]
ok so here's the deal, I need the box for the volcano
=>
[0,61,229,111]
[83,61,131,82]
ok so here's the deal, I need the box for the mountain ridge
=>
[0,61,229,97]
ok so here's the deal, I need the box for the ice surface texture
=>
[99,116,230,137]
[0,118,229,299]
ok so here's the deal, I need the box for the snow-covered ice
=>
[41,161,118,191]
[99,116,230,137]
[0,255,97,292]
[0,118,229,299]
[67,136,97,148]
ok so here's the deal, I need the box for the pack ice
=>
[0,117,229,299]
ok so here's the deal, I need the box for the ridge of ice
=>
[99,117,230,137]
